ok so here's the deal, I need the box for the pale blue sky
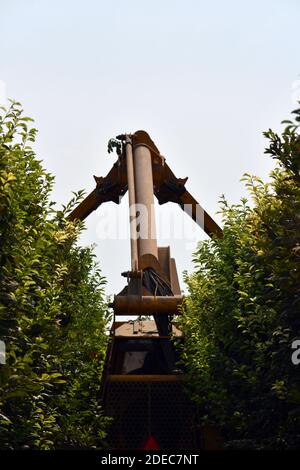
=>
[1,0,299,296]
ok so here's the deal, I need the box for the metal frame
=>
[68,130,223,450]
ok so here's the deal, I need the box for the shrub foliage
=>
[180,106,300,449]
[0,101,109,449]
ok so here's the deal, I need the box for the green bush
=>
[180,105,300,449]
[0,100,109,449]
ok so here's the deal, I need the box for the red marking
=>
[141,435,160,450]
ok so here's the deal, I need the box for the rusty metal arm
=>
[68,158,128,222]
[111,295,183,316]
[68,129,222,238]
[154,162,223,238]
[179,189,223,238]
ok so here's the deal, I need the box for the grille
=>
[103,379,199,450]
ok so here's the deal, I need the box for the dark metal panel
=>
[103,380,199,450]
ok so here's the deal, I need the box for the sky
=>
[1,0,300,298]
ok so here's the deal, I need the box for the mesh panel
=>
[104,380,199,450]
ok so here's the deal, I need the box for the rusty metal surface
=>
[179,189,223,238]
[68,159,127,221]
[133,143,158,263]
[157,247,170,280]
[125,137,138,270]
[132,130,161,159]
[112,320,183,337]
[169,258,181,295]
[111,295,183,315]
